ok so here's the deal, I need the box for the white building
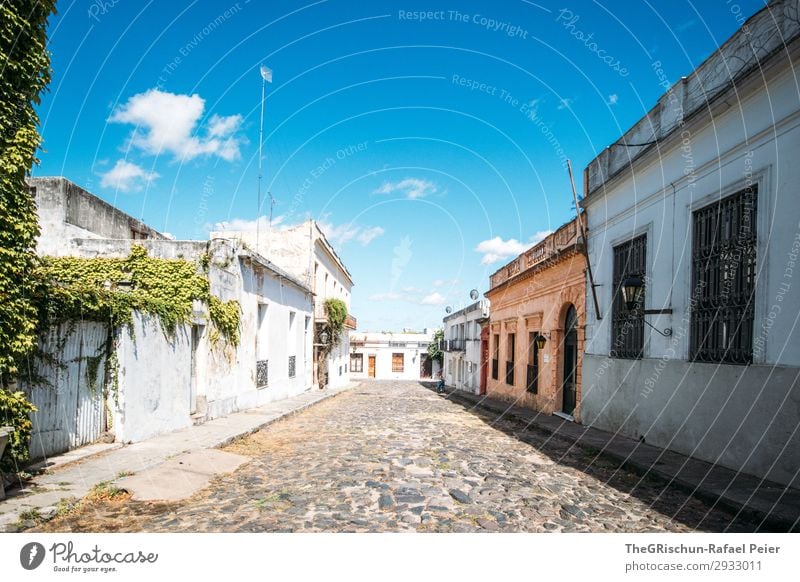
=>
[442,301,489,394]
[349,331,438,381]
[24,178,314,455]
[212,219,355,389]
[580,1,800,488]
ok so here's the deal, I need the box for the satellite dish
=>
[470,289,479,301]
[445,306,452,314]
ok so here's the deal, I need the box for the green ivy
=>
[35,245,241,345]
[321,298,348,355]
[0,0,57,384]
[0,390,36,472]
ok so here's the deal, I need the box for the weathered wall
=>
[582,355,800,488]
[486,251,586,420]
[581,29,800,486]
[112,313,193,443]
[23,323,108,460]
[30,177,165,257]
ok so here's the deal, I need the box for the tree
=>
[427,328,444,363]
[0,0,56,384]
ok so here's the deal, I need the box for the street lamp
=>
[620,276,673,337]
[534,334,547,351]
[622,276,645,311]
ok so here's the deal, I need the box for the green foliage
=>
[35,245,241,345]
[321,298,348,354]
[428,328,444,362]
[0,389,37,471]
[0,1,57,383]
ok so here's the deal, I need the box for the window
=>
[527,331,539,394]
[506,333,515,385]
[492,334,499,380]
[350,353,363,372]
[288,355,296,378]
[392,353,404,372]
[257,360,268,388]
[611,234,647,359]
[690,186,757,364]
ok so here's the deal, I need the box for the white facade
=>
[212,219,355,389]
[349,331,439,381]
[442,301,489,394]
[581,3,800,487]
[26,181,316,452]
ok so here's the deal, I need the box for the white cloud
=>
[607,94,619,106]
[475,237,528,265]
[432,278,459,288]
[420,292,446,306]
[212,215,284,232]
[318,218,384,247]
[529,230,552,245]
[374,178,437,200]
[475,230,553,265]
[110,89,244,162]
[99,159,158,192]
[357,226,385,245]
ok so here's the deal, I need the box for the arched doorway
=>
[561,304,578,415]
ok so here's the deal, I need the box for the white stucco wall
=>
[581,44,800,486]
[113,313,193,443]
[350,332,434,381]
[443,301,488,394]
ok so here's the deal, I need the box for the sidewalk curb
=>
[444,389,799,533]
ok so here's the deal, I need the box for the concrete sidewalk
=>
[442,386,800,532]
[1,382,358,531]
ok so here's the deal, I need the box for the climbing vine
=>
[321,298,347,354]
[0,390,36,472]
[34,245,241,342]
[0,1,57,385]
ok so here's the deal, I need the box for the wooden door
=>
[368,355,376,378]
[562,305,578,415]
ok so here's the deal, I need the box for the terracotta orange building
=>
[484,216,587,421]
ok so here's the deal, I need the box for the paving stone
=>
[31,381,761,533]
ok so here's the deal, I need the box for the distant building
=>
[25,177,314,457]
[580,0,800,487]
[349,331,439,381]
[211,219,355,390]
[485,217,586,420]
[442,301,489,395]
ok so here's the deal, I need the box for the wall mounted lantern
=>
[621,276,673,337]
[534,334,548,351]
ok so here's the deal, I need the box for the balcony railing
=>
[489,218,582,289]
[445,339,466,352]
[526,364,538,394]
[506,361,515,385]
[491,358,498,380]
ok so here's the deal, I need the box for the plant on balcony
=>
[321,298,348,354]
[428,329,444,363]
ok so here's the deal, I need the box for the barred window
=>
[351,354,363,373]
[257,360,268,388]
[392,353,404,372]
[611,234,647,359]
[690,187,757,364]
[288,355,296,378]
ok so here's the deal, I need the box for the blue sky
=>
[35,0,766,331]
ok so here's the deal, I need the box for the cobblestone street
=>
[39,381,759,532]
